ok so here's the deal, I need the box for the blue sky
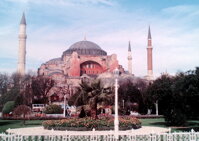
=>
[0,0,199,77]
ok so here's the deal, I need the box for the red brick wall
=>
[69,52,80,76]
[147,48,153,71]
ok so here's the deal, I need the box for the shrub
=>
[164,108,186,126]
[42,115,141,130]
[13,105,32,125]
[13,105,31,117]
[2,101,15,114]
[43,104,62,114]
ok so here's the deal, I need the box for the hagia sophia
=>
[17,13,153,102]
[38,39,124,86]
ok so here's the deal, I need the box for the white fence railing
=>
[0,129,199,141]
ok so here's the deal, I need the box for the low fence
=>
[0,129,199,141]
[45,114,64,117]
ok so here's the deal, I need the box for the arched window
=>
[80,61,103,76]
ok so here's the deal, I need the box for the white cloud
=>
[162,5,198,14]
[5,0,115,6]
[0,2,199,77]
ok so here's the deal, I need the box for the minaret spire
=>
[127,41,132,74]
[20,12,26,25]
[148,26,151,39]
[17,13,27,75]
[128,41,131,52]
[146,26,153,80]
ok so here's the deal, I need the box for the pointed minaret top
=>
[148,26,151,39]
[128,41,131,52]
[20,12,26,25]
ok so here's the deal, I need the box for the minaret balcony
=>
[18,34,27,38]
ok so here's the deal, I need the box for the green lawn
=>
[140,118,199,132]
[0,118,198,133]
[0,120,43,133]
[140,118,167,128]
[172,120,199,132]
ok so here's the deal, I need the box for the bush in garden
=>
[42,115,141,130]
[13,105,31,117]
[2,101,15,114]
[164,108,186,126]
[43,104,63,114]
[13,105,32,125]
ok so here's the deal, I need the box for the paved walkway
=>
[7,126,169,135]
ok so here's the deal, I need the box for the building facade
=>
[38,40,124,102]
[38,40,122,78]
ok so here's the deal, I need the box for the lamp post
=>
[63,95,67,117]
[122,99,124,109]
[113,68,119,139]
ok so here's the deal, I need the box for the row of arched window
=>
[81,70,101,75]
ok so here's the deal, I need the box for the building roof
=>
[46,58,63,64]
[62,40,107,56]
[20,12,26,25]
[48,71,64,76]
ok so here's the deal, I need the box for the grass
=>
[140,118,199,132]
[140,118,167,128]
[171,120,199,132]
[0,118,198,133]
[0,120,43,133]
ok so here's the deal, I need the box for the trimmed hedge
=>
[42,116,141,131]
[43,104,62,114]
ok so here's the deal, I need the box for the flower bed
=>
[42,116,141,131]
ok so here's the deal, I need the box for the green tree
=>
[0,73,22,110]
[145,74,174,115]
[0,73,10,110]
[71,80,113,119]
[172,69,199,119]
[2,101,15,115]
[118,80,144,114]
[13,105,31,125]
[32,76,54,104]
[145,74,186,125]
[0,73,9,96]
[145,67,199,125]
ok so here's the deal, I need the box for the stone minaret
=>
[127,41,132,74]
[147,26,153,80]
[17,13,27,75]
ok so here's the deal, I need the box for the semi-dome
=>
[62,40,107,56]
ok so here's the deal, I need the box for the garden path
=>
[7,126,169,135]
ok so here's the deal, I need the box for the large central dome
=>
[63,40,107,56]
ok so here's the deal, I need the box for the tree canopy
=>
[146,67,199,125]
[31,75,55,104]
[69,80,114,118]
